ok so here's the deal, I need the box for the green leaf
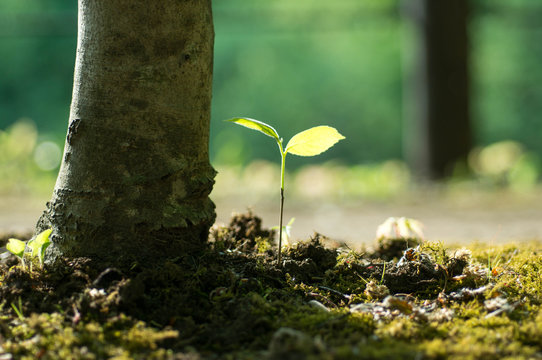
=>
[38,241,51,266]
[6,238,26,258]
[27,229,52,261]
[285,126,345,156]
[227,117,280,141]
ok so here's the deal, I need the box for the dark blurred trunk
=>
[403,0,472,180]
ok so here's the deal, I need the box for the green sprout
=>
[227,117,345,263]
[6,228,52,270]
[10,297,25,321]
[6,238,26,267]
[271,217,296,248]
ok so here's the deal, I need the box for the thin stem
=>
[278,188,284,264]
[277,139,285,190]
[278,150,286,264]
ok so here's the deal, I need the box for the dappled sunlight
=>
[213,161,280,201]
[0,119,58,196]
[213,160,411,203]
[294,165,340,199]
[212,154,542,248]
[242,160,281,196]
[0,119,58,233]
[339,161,411,199]
[468,140,540,191]
[0,118,37,158]
[33,141,62,171]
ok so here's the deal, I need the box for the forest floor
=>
[0,210,541,359]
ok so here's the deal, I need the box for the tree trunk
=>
[403,0,472,180]
[37,0,215,265]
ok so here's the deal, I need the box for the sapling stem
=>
[279,188,284,264]
[278,147,286,264]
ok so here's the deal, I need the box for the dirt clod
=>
[210,210,275,252]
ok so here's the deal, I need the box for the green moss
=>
[2,313,180,359]
[279,305,374,343]
[1,214,542,359]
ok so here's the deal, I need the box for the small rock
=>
[428,307,455,322]
[382,296,413,314]
[308,300,330,312]
[364,281,390,300]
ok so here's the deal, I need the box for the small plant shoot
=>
[271,217,296,248]
[227,117,345,263]
[6,238,26,267]
[27,228,53,267]
[6,229,52,270]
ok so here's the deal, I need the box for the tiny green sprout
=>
[227,117,345,264]
[6,238,26,267]
[271,217,295,248]
[6,229,52,270]
[10,297,24,321]
[27,228,52,268]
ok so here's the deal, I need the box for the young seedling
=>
[6,229,52,270]
[227,117,345,264]
[6,238,26,268]
[27,228,52,269]
[271,217,295,248]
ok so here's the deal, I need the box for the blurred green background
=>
[1,0,542,197]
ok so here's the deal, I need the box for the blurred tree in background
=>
[1,0,542,189]
[403,0,471,180]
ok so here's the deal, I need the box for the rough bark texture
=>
[37,0,216,265]
[403,0,472,180]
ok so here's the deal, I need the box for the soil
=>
[0,211,541,359]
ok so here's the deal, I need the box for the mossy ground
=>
[0,212,541,359]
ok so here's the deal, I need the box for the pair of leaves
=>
[6,229,52,267]
[227,117,345,157]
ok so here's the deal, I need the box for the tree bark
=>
[37,0,216,265]
[403,0,472,180]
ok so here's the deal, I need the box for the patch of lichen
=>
[1,214,542,359]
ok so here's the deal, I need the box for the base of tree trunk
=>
[36,175,216,267]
